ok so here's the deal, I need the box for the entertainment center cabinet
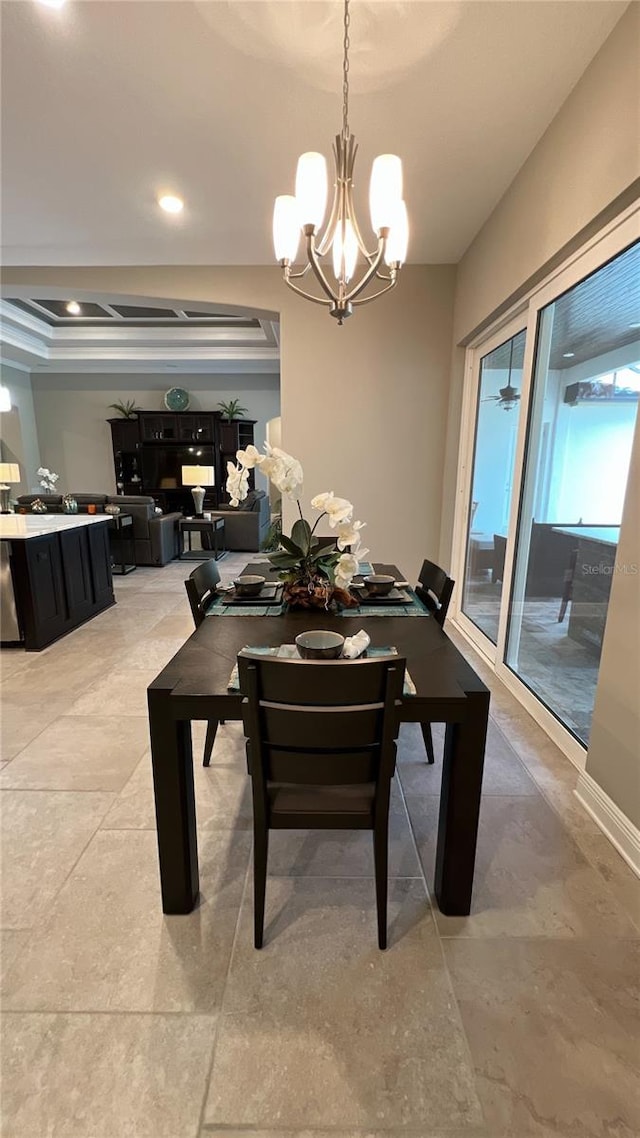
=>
[108,411,256,512]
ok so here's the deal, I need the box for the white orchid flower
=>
[311,491,332,512]
[325,496,353,528]
[334,551,359,589]
[225,461,249,507]
[236,444,263,469]
[336,519,366,551]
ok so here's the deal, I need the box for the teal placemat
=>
[228,645,416,695]
[205,585,429,618]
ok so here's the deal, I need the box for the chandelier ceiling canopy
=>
[272,0,409,325]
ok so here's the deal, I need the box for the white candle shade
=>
[332,219,359,283]
[369,154,403,234]
[385,200,409,266]
[273,196,300,263]
[295,152,328,232]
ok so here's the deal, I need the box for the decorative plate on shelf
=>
[164,387,190,412]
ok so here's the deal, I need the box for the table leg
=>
[148,687,199,913]
[434,689,489,915]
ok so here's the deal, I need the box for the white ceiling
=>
[1,0,627,267]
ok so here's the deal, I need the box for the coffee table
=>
[179,516,225,561]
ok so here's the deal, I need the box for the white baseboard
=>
[575,771,640,879]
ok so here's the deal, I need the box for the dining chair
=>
[414,558,455,765]
[238,653,406,950]
[184,559,225,767]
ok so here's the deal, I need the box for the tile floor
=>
[1,555,639,1138]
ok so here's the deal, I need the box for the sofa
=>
[203,489,271,552]
[15,493,181,567]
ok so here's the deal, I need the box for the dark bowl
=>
[364,574,395,596]
[233,574,266,597]
[295,630,345,660]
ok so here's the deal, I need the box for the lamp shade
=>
[181,465,214,487]
[273,195,300,263]
[0,386,11,413]
[0,463,20,483]
[369,154,403,234]
[295,151,327,231]
[385,200,409,266]
[332,219,358,283]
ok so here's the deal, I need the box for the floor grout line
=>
[194,848,252,1136]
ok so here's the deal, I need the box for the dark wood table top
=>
[149,564,487,724]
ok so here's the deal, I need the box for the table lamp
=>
[181,465,215,517]
[0,463,20,513]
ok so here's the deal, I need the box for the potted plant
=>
[218,398,248,422]
[108,400,139,419]
[226,444,366,611]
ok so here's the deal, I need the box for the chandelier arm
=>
[343,238,389,304]
[283,274,332,307]
[351,278,398,306]
[305,231,342,304]
[345,178,378,262]
[316,139,343,257]
[285,262,313,281]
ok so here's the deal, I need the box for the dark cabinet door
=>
[88,522,115,606]
[176,414,214,442]
[59,527,95,622]
[21,536,67,647]
[108,418,140,453]
[139,413,178,441]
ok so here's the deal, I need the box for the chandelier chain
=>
[342,0,351,138]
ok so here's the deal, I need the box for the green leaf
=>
[310,543,337,563]
[279,534,304,558]
[291,519,312,556]
[266,551,299,568]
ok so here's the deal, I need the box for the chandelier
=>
[272,0,409,324]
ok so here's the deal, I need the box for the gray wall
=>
[0,363,40,494]
[586,410,640,828]
[29,373,280,497]
[5,265,457,582]
[439,2,640,828]
[440,2,640,567]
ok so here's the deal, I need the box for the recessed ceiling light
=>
[629,322,640,330]
[66,300,81,315]
[563,352,575,359]
[158,194,184,215]
[36,0,67,9]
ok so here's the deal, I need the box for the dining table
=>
[147,562,490,918]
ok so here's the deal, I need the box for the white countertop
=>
[0,514,111,540]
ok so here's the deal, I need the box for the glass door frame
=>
[449,202,640,772]
[450,310,530,665]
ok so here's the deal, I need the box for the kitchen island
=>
[1,514,115,650]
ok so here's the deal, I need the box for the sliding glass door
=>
[454,218,640,755]
[460,327,525,645]
[505,241,639,744]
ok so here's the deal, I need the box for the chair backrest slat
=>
[416,558,454,627]
[184,559,221,627]
[239,655,405,801]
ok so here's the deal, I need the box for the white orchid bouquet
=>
[37,467,59,493]
[226,444,368,603]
